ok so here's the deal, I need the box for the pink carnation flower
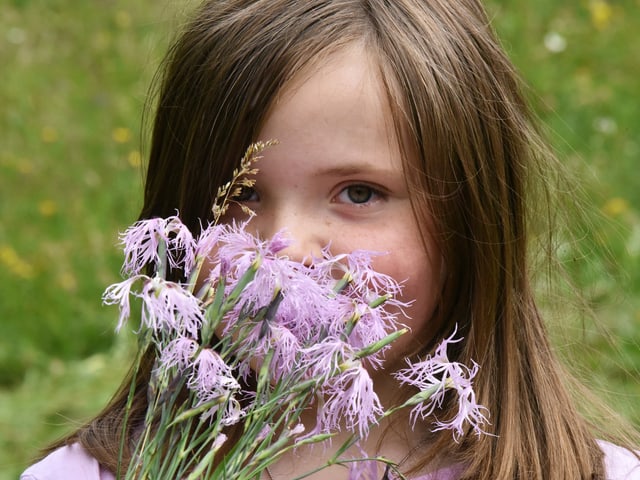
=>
[120,215,196,276]
[394,328,490,441]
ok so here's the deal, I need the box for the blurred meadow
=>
[1,0,638,478]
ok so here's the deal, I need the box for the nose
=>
[251,209,326,264]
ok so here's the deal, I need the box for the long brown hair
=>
[49,0,623,477]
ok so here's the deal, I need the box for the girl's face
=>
[228,43,441,370]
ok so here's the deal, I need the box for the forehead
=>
[256,43,403,173]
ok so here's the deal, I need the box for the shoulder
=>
[408,441,640,480]
[408,464,464,480]
[20,443,115,480]
[599,440,640,480]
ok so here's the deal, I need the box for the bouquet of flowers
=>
[103,143,488,479]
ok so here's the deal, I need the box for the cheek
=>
[373,247,442,359]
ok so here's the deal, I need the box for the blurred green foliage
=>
[1,1,185,475]
[1,0,638,478]
[488,0,640,425]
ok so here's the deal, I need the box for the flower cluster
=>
[104,216,409,437]
[104,213,489,479]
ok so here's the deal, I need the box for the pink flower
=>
[120,218,165,275]
[428,360,489,441]
[216,397,246,426]
[193,222,222,261]
[265,230,292,255]
[187,348,245,424]
[103,275,203,336]
[188,348,239,397]
[164,216,197,273]
[301,337,349,382]
[102,275,146,331]
[159,337,199,372]
[259,324,301,381]
[317,359,383,439]
[346,301,404,367]
[140,277,204,337]
[120,215,196,276]
[394,328,490,441]
[339,250,404,299]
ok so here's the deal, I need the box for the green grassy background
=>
[1,0,638,477]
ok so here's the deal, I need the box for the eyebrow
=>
[314,164,398,178]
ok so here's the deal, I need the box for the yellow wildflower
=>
[0,244,34,279]
[128,150,142,168]
[589,0,613,30]
[112,127,132,144]
[41,126,58,143]
[115,10,132,29]
[38,199,58,217]
[17,159,34,175]
[602,197,629,217]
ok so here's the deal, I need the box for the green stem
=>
[157,235,168,279]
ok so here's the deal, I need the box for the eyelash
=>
[231,183,385,206]
[335,184,384,205]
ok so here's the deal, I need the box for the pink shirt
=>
[21,440,640,479]
[21,444,115,480]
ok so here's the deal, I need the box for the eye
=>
[232,185,259,202]
[336,184,381,205]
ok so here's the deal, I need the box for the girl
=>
[22,0,640,479]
